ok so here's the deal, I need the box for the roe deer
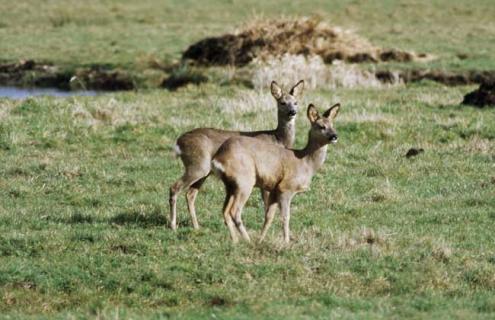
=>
[212,103,340,243]
[169,80,304,230]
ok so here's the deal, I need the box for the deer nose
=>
[329,134,338,143]
[288,109,297,116]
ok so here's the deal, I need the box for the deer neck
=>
[275,112,296,148]
[300,137,328,173]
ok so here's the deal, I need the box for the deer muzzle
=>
[288,109,297,117]
[329,134,338,143]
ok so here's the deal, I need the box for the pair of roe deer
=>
[170,80,340,243]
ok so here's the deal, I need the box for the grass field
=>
[1,0,495,70]
[1,0,495,319]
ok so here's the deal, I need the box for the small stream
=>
[0,86,98,99]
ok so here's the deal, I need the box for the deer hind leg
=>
[229,185,253,242]
[169,165,210,230]
[222,189,239,243]
[185,176,208,230]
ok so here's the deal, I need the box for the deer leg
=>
[230,189,252,242]
[279,192,294,244]
[261,190,270,211]
[169,179,183,231]
[185,176,207,230]
[259,191,279,242]
[169,169,208,230]
[223,191,239,243]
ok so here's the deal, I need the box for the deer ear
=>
[307,104,319,123]
[271,81,283,100]
[323,103,340,120]
[289,80,304,97]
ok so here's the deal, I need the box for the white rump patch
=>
[173,144,182,156]
[211,159,225,174]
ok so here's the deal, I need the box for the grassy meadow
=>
[1,0,495,319]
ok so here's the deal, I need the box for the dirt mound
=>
[377,69,495,86]
[462,81,495,107]
[161,66,208,90]
[73,67,135,91]
[183,17,430,66]
[0,60,135,91]
[405,148,424,158]
[0,60,72,89]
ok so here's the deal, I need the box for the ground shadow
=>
[109,208,167,227]
[64,212,96,224]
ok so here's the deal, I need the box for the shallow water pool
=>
[0,86,98,99]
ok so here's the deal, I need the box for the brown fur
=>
[169,80,304,230]
[212,103,340,243]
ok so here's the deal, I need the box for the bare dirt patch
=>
[161,66,208,90]
[0,59,71,89]
[73,66,135,91]
[386,69,495,86]
[0,60,135,91]
[183,17,431,66]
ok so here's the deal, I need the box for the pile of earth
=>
[183,17,431,66]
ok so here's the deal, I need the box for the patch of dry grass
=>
[70,98,162,127]
[464,135,495,154]
[339,111,395,125]
[210,89,282,131]
[215,90,274,114]
[366,178,399,203]
[335,227,391,253]
[250,54,398,90]
[0,103,13,121]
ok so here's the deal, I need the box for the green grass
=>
[1,0,494,70]
[1,0,495,318]
[1,83,494,319]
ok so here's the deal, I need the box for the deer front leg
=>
[279,192,294,244]
[259,191,279,242]
[169,180,184,230]
[185,176,207,230]
[261,190,270,211]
